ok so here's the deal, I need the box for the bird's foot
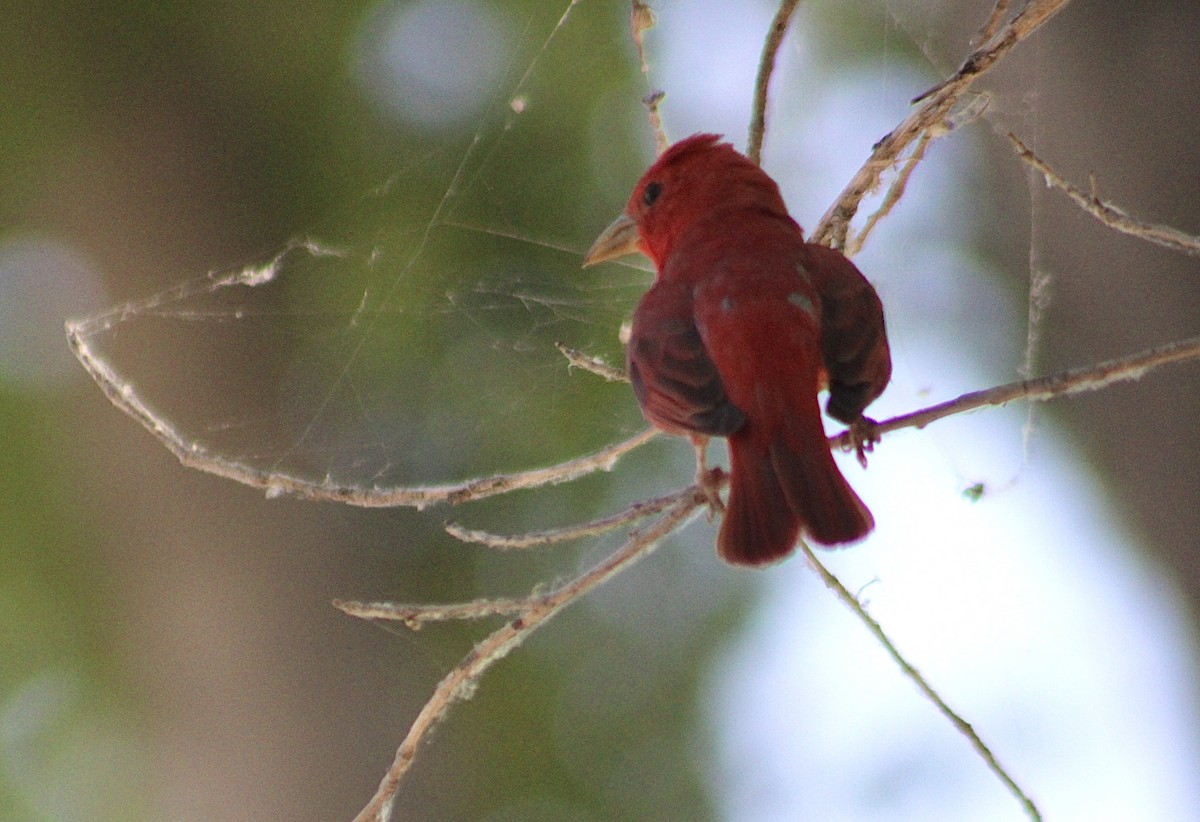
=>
[848,416,881,469]
[696,466,727,520]
[690,436,726,519]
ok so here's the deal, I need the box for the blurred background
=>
[2,1,1199,820]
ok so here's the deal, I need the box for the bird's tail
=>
[719,417,873,566]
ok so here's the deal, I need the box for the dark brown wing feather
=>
[628,280,746,437]
[804,243,892,424]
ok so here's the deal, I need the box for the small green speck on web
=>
[962,482,986,502]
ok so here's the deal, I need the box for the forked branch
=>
[341,493,706,822]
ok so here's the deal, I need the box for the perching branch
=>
[829,336,1200,451]
[1008,132,1200,257]
[456,336,1200,557]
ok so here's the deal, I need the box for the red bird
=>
[584,133,891,566]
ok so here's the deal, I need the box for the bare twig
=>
[829,336,1200,451]
[630,1,656,75]
[446,485,694,549]
[335,596,530,627]
[798,541,1042,821]
[629,2,670,154]
[747,0,804,166]
[973,0,1014,46]
[66,323,660,509]
[556,341,629,382]
[812,0,1074,248]
[644,91,670,157]
[844,132,932,256]
[1009,132,1200,257]
[345,493,706,822]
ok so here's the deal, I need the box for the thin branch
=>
[973,0,1014,46]
[556,341,629,382]
[644,90,670,157]
[66,323,659,509]
[629,2,670,154]
[346,493,706,822]
[747,0,804,166]
[811,0,1074,248]
[844,132,932,256]
[629,1,655,75]
[1008,132,1200,257]
[829,336,1200,451]
[798,541,1042,821]
[445,485,694,549]
[335,596,529,628]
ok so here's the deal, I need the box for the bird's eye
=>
[643,181,663,206]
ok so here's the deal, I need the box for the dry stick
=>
[1008,132,1200,257]
[556,341,629,382]
[336,596,529,628]
[796,539,1042,821]
[629,1,670,154]
[747,0,804,166]
[973,0,1015,46]
[445,485,693,549]
[67,322,659,508]
[845,131,932,257]
[344,495,706,822]
[829,336,1200,451]
[811,0,1074,248]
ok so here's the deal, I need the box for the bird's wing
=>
[627,280,746,437]
[804,243,892,424]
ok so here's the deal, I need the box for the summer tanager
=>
[584,133,891,566]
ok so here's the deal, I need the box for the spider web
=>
[68,1,658,493]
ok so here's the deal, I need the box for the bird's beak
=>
[582,213,641,267]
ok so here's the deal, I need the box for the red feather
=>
[585,134,890,566]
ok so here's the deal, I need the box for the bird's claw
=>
[848,416,881,469]
[697,466,727,519]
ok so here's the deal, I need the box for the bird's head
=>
[583,133,790,270]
